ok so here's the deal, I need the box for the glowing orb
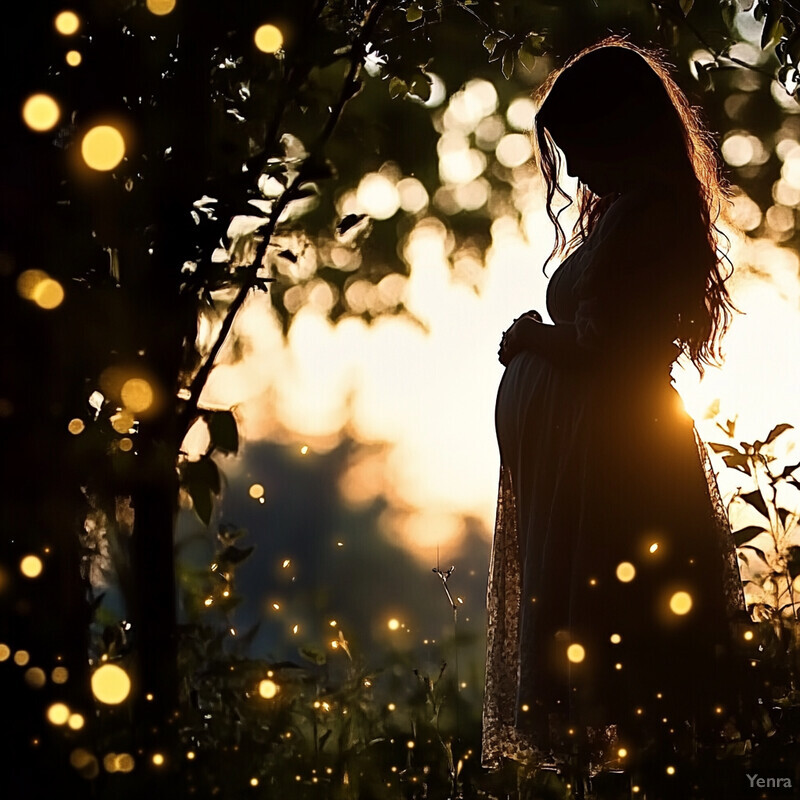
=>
[68,713,85,730]
[249,483,265,499]
[147,0,176,15]
[152,753,164,766]
[254,24,283,53]
[81,125,125,171]
[566,644,585,663]
[47,703,70,725]
[387,618,400,631]
[616,562,636,582]
[121,378,153,413]
[20,555,43,578]
[54,11,80,35]
[22,94,60,132]
[66,50,82,66]
[618,748,628,758]
[610,633,621,644]
[258,679,278,699]
[91,663,131,704]
[669,591,692,615]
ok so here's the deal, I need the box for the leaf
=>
[738,489,770,519]
[739,544,769,563]
[723,452,752,474]
[218,544,255,565]
[786,547,800,578]
[336,213,368,235]
[299,645,327,666]
[482,34,501,55]
[720,0,737,29]
[183,456,221,526]
[765,423,793,444]
[709,442,739,455]
[733,526,769,546]
[208,410,239,455]
[761,0,784,49]
[501,49,515,80]
[694,61,714,91]
[680,0,694,14]
[388,76,408,99]
[410,73,431,102]
[406,3,423,22]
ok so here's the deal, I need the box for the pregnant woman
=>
[481,38,747,798]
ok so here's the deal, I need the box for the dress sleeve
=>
[525,188,691,368]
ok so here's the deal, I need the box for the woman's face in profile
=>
[553,132,625,196]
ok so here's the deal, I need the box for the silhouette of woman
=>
[481,38,748,798]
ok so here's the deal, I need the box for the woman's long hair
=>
[533,36,736,376]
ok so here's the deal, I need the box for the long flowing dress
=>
[481,184,747,780]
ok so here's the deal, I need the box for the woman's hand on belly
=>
[498,310,542,365]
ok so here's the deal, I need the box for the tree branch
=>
[180,0,392,436]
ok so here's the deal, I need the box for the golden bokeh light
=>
[91,663,131,704]
[666,766,676,775]
[669,591,692,615]
[649,542,659,553]
[23,94,60,131]
[119,437,133,452]
[47,702,70,725]
[70,748,99,778]
[616,562,636,583]
[68,713,85,730]
[32,278,65,309]
[618,748,628,758]
[14,650,30,666]
[121,378,153,413]
[147,0,176,15]
[254,24,283,53]
[152,753,165,766]
[16,269,48,300]
[186,751,196,760]
[103,753,118,773]
[566,644,585,663]
[25,667,47,689]
[20,555,43,578]
[66,50,82,67]
[250,778,259,787]
[54,11,80,35]
[249,483,265,499]
[387,618,400,631]
[81,125,125,171]
[615,662,623,670]
[52,666,69,684]
[610,633,621,644]
[0,644,10,662]
[111,410,134,433]
[115,753,134,773]
[258,679,278,699]
[744,630,754,641]
[68,418,85,435]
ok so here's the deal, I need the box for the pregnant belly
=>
[495,351,579,469]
